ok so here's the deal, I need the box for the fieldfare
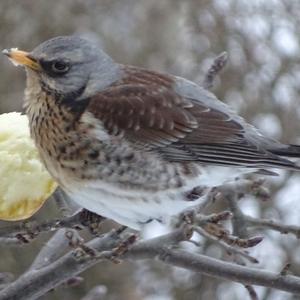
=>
[3,36,300,230]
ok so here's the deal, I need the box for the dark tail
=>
[270,144,300,158]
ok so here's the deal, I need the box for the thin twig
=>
[0,177,298,300]
[244,215,300,238]
[203,52,228,89]
[0,209,105,239]
[224,188,248,238]
[244,285,258,300]
[1,224,300,300]
[0,237,23,246]
[52,188,75,217]
[194,226,258,264]
[0,228,124,300]
[0,213,81,238]
[129,244,300,295]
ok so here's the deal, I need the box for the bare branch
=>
[194,226,259,264]
[129,242,300,295]
[0,178,299,299]
[0,209,105,239]
[0,273,14,291]
[244,215,300,238]
[52,188,75,217]
[29,229,72,271]
[196,210,233,225]
[0,213,82,239]
[0,228,123,300]
[1,225,300,300]
[203,52,228,89]
[244,285,258,300]
[0,274,14,286]
[224,186,249,237]
[212,179,270,205]
[0,237,23,246]
[202,223,262,248]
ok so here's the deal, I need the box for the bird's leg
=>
[78,209,106,235]
[178,185,210,224]
[65,230,97,258]
[66,224,136,263]
[15,232,38,244]
[170,209,196,229]
[104,233,137,264]
[180,209,196,225]
[14,221,40,243]
[185,186,208,201]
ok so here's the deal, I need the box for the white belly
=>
[65,166,254,230]
[67,185,201,230]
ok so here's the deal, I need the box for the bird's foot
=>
[65,230,97,258]
[106,233,137,264]
[15,232,38,244]
[79,209,105,235]
[172,209,195,228]
[180,209,195,225]
[185,186,208,201]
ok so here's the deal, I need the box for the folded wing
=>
[86,66,299,170]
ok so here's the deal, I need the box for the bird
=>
[3,35,300,230]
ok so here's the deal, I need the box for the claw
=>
[79,209,105,234]
[108,234,137,264]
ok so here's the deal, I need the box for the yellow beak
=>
[2,48,40,70]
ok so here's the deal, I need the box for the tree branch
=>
[128,246,300,295]
[1,226,300,300]
[202,52,228,89]
[0,228,123,300]
[245,215,300,238]
[0,178,299,299]
[29,229,72,271]
[194,226,259,264]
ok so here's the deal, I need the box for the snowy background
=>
[0,0,300,299]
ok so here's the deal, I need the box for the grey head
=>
[28,35,121,99]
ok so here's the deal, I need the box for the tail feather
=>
[270,144,300,158]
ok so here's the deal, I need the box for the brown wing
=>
[86,66,296,169]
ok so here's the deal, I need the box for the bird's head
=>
[3,35,121,100]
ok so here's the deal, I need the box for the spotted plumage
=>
[3,36,300,230]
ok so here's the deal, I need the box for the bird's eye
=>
[51,61,70,73]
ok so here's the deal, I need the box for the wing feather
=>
[85,66,297,170]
